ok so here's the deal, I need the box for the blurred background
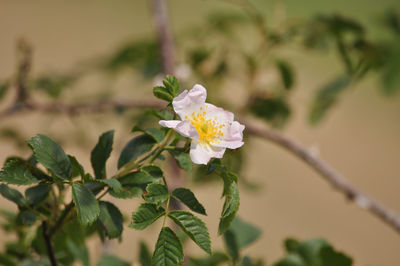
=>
[1,0,400,265]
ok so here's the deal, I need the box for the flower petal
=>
[159,120,199,139]
[205,103,234,123]
[173,84,207,119]
[214,121,245,149]
[190,141,226,165]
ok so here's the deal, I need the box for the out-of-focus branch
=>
[243,119,400,234]
[15,39,32,105]
[151,0,175,75]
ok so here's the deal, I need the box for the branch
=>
[42,221,58,266]
[243,118,400,234]
[151,0,175,75]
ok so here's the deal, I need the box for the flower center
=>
[185,107,225,144]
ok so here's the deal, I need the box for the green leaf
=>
[130,203,165,230]
[228,217,261,249]
[25,184,51,205]
[66,239,90,266]
[168,150,192,173]
[172,188,206,215]
[91,130,114,179]
[27,134,72,180]
[249,97,291,128]
[319,246,352,266]
[163,75,180,97]
[284,238,300,253]
[98,201,123,239]
[223,230,239,261]
[168,210,211,254]
[0,80,10,101]
[152,227,184,266]
[71,183,100,225]
[153,86,174,102]
[17,210,37,226]
[94,178,122,193]
[97,255,130,266]
[309,75,351,125]
[274,254,306,266]
[139,241,152,266]
[132,126,165,143]
[118,134,156,169]
[0,159,39,185]
[69,155,85,179]
[144,183,169,204]
[141,165,164,179]
[218,175,240,235]
[109,186,143,199]
[187,252,229,266]
[0,184,26,206]
[276,60,295,90]
[297,239,329,265]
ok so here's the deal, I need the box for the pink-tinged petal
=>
[190,141,226,165]
[205,103,234,123]
[173,84,207,119]
[159,120,199,139]
[214,121,245,149]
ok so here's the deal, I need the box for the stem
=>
[162,194,171,227]
[42,221,58,266]
[49,202,74,237]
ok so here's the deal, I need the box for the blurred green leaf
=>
[91,130,114,179]
[97,254,130,266]
[98,201,123,239]
[276,60,295,90]
[223,230,239,261]
[187,252,229,266]
[16,210,37,226]
[118,134,156,169]
[0,184,26,207]
[309,75,351,125]
[228,217,262,249]
[249,97,291,128]
[0,81,10,101]
[139,241,152,266]
[25,184,51,205]
[33,73,76,99]
[27,134,72,180]
[0,159,39,186]
[72,183,100,225]
[284,238,300,253]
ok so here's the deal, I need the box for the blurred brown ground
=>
[0,1,400,265]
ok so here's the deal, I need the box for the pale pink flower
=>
[159,85,245,164]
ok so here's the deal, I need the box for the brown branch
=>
[15,39,32,104]
[242,119,400,234]
[151,0,175,75]
[42,221,58,266]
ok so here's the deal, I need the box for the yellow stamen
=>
[186,110,224,144]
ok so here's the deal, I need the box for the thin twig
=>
[42,221,58,266]
[243,119,400,234]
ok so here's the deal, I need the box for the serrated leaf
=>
[72,183,100,225]
[228,217,261,249]
[91,130,114,179]
[94,178,122,193]
[69,155,85,179]
[0,159,39,185]
[118,134,156,169]
[142,165,164,178]
[168,150,192,173]
[163,75,180,97]
[27,134,72,180]
[109,186,143,199]
[139,241,152,266]
[153,86,174,102]
[132,126,166,143]
[172,188,206,215]
[130,203,165,230]
[97,254,130,266]
[0,184,26,207]
[25,184,51,205]
[152,227,183,266]
[168,210,211,254]
[276,60,295,90]
[144,184,169,204]
[98,201,123,239]
[218,175,240,235]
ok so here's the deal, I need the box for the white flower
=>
[159,84,245,164]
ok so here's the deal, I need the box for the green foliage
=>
[91,130,114,179]
[187,252,230,266]
[274,238,352,266]
[309,75,351,124]
[132,126,166,143]
[219,173,240,235]
[172,188,206,215]
[72,183,100,225]
[118,134,156,169]
[0,159,39,185]
[152,227,184,266]
[97,254,130,266]
[93,178,122,193]
[139,241,152,266]
[249,97,291,128]
[153,75,181,102]
[130,203,165,230]
[0,80,10,101]
[168,210,211,254]
[153,86,174,102]
[227,217,262,249]
[25,184,51,205]
[98,201,123,239]
[144,183,169,204]
[0,184,26,207]
[276,60,295,90]
[168,150,193,173]
[33,73,76,99]
[27,134,72,180]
